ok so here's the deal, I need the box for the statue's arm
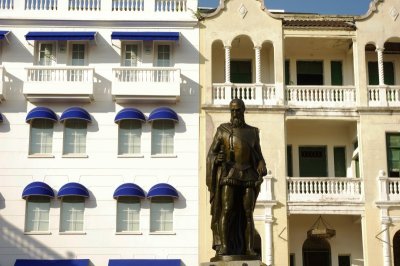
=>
[255,128,267,177]
[206,129,223,190]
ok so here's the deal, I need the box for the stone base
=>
[200,260,264,266]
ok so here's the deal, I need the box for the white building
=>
[0,1,199,265]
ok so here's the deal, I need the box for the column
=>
[376,47,385,86]
[254,46,261,84]
[224,45,231,84]
[264,218,273,266]
[381,217,391,266]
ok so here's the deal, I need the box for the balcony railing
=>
[2,0,194,20]
[112,67,181,102]
[368,85,400,107]
[378,172,400,202]
[24,66,94,102]
[286,85,356,108]
[287,177,363,202]
[212,83,278,106]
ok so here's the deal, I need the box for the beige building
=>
[199,0,400,265]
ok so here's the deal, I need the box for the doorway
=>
[231,60,252,83]
[299,146,328,177]
[303,237,331,266]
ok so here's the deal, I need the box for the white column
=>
[382,217,391,266]
[376,47,385,86]
[264,218,273,266]
[254,46,261,84]
[224,45,231,84]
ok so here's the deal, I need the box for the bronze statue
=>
[206,98,267,261]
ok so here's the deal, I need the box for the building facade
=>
[0,0,199,265]
[199,0,400,266]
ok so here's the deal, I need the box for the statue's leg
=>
[243,187,257,256]
[219,185,234,255]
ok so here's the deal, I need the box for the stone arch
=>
[211,39,225,83]
[260,40,275,84]
[393,230,400,266]
[302,237,331,266]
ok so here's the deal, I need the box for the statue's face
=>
[230,102,245,127]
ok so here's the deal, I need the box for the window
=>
[116,197,140,232]
[334,147,346,177]
[156,44,171,82]
[387,133,400,177]
[151,120,174,155]
[70,43,86,81]
[29,119,54,155]
[331,61,343,85]
[150,197,173,232]
[338,255,351,266]
[60,196,85,232]
[38,43,54,66]
[118,120,142,155]
[25,196,50,232]
[124,44,139,67]
[299,146,327,177]
[368,61,395,85]
[63,119,87,155]
[297,61,323,85]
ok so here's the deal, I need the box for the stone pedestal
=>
[200,260,264,266]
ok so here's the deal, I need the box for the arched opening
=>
[230,35,254,83]
[211,40,225,84]
[393,230,400,266]
[302,237,331,266]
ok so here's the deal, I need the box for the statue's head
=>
[229,98,246,128]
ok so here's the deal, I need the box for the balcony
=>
[286,85,356,108]
[0,0,195,21]
[368,85,400,107]
[287,177,364,214]
[0,66,4,102]
[112,67,181,103]
[211,83,279,106]
[24,66,94,102]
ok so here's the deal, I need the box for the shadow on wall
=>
[0,215,66,265]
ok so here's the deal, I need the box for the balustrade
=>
[113,67,180,83]
[68,0,101,10]
[286,85,356,108]
[112,0,143,11]
[287,177,362,202]
[379,174,400,201]
[27,66,93,83]
[212,83,276,105]
[369,86,400,107]
[25,0,57,10]
[0,0,12,9]
[155,0,186,12]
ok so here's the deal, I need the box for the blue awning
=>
[58,182,89,198]
[111,32,179,41]
[0,31,10,40]
[22,181,55,199]
[15,259,90,266]
[108,259,181,266]
[25,32,97,41]
[26,107,58,123]
[147,183,179,198]
[60,107,91,122]
[113,183,146,199]
[114,108,146,123]
[148,107,179,123]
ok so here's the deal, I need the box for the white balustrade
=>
[25,0,57,10]
[155,0,186,12]
[286,85,356,108]
[27,66,94,83]
[68,0,101,10]
[287,177,362,202]
[113,67,180,83]
[379,174,400,201]
[369,86,400,107]
[112,0,143,11]
[212,83,276,106]
[0,0,13,9]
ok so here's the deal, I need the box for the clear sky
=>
[199,0,372,16]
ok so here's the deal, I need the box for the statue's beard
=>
[231,117,245,128]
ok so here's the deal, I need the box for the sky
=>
[199,0,373,16]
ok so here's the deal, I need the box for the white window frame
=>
[25,196,51,234]
[37,42,56,66]
[60,196,85,233]
[118,119,142,157]
[122,42,141,67]
[29,118,54,157]
[69,42,87,66]
[151,119,175,156]
[116,197,141,234]
[154,42,173,67]
[62,119,88,157]
[149,197,174,234]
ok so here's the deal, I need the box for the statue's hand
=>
[257,161,267,177]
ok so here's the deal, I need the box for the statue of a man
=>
[206,98,267,260]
